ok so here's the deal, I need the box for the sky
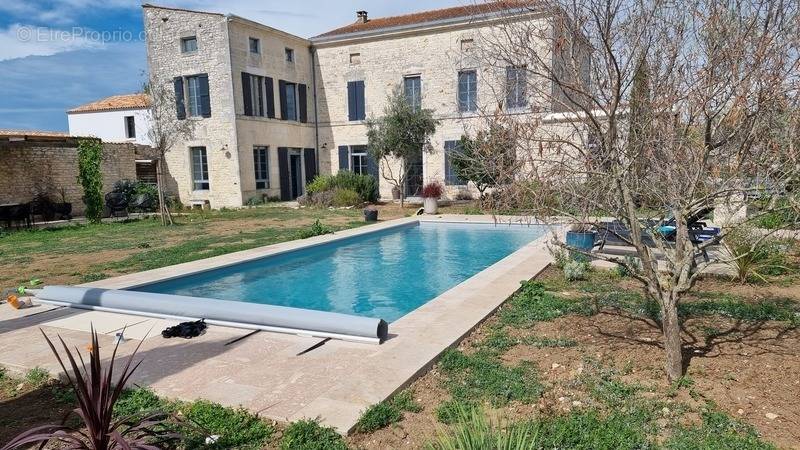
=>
[0,0,467,132]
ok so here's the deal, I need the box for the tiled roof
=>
[0,129,70,139]
[314,1,538,39]
[68,93,150,113]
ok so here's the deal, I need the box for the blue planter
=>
[566,231,596,254]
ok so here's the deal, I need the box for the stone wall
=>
[144,5,243,209]
[0,141,138,216]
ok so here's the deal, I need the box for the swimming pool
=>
[131,221,546,322]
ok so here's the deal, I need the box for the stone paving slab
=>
[0,215,555,433]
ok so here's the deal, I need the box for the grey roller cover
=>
[35,286,389,342]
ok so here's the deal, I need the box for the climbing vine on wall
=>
[77,138,104,224]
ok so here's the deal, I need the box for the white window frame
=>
[190,146,210,191]
[248,74,265,116]
[253,146,269,189]
[284,81,298,121]
[403,75,422,111]
[458,70,478,113]
[186,75,203,117]
[350,149,368,175]
[507,66,527,109]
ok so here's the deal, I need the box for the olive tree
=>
[367,86,439,207]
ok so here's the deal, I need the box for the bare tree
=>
[471,0,800,381]
[144,80,196,225]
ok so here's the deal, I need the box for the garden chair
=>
[105,192,129,218]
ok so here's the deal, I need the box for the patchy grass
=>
[24,367,49,387]
[181,400,274,449]
[666,410,777,450]
[280,419,348,450]
[438,349,543,407]
[499,281,593,327]
[355,389,421,433]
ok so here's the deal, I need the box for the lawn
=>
[0,204,422,288]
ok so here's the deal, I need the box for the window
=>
[458,70,477,113]
[285,48,294,62]
[191,147,210,190]
[404,76,422,111]
[460,38,474,53]
[249,37,260,54]
[253,146,269,189]
[350,147,367,175]
[243,73,265,116]
[347,80,365,121]
[174,74,210,119]
[180,36,197,53]
[124,116,136,139]
[506,66,527,109]
[445,140,465,185]
[186,75,203,117]
[349,53,361,65]
[284,82,297,121]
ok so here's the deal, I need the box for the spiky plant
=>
[1,327,177,450]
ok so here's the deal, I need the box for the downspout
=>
[310,45,320,174]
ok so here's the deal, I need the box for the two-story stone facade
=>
[143,2,582,208]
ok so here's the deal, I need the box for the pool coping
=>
[33,214,561,433]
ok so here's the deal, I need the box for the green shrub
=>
[112,179,158,212]
[182,400,273,449]
[296,220,334,239]
[25,367,49,387]
[77,138,104,223]
[307,171,378,204]
[426,407,539,450]
[435,399,478,424]
[332,188,363,207]
[391,389,422,413]
[280,419,348,450]
[564,259,588,281]
[355,401,402,433]
[114,387,171,418]
[723,227,790,283]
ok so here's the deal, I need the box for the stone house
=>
[143,2,587,208]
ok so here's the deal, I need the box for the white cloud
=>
[0,24,104,61]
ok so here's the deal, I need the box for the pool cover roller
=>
[32,286,389,344]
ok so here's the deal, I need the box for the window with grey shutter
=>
[265,77,275,118]
[242,72,253,116]
[198,74,211,117]
[350,146,368,175]
[338,146,350,171]
[298,84,308,123]
[347,81,365,121]
[284,82,297,121]
[173,77,186,120]
[458,70,477,113]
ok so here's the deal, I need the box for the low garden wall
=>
[0,140,145,217]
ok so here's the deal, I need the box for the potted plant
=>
[565,222,597,255]
[422,181,443,215]
[363,205,379,222]
[391,186,401,200]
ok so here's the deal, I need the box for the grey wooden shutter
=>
[265,77,275,118]
[173,77,186,120]
[338,146,350,171]
[347,82,357,121]
[198,74,211,117]
[278,147,290,200]
[298,83,308,123]
[278,80,287,120]
[366,152,379,181]
[303,148,317,184]
[241,72,252,116]
[355,81,365,120]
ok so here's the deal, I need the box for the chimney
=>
[356,10,369,23]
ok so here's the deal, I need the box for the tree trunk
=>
[156,158,173,226]
[661,296,683,382]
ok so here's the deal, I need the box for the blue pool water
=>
[132,222,545,322]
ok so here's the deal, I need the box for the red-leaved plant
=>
[1,327,177,450]
[421,182,444,199]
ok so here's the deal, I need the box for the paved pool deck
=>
[0,215,556,433]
